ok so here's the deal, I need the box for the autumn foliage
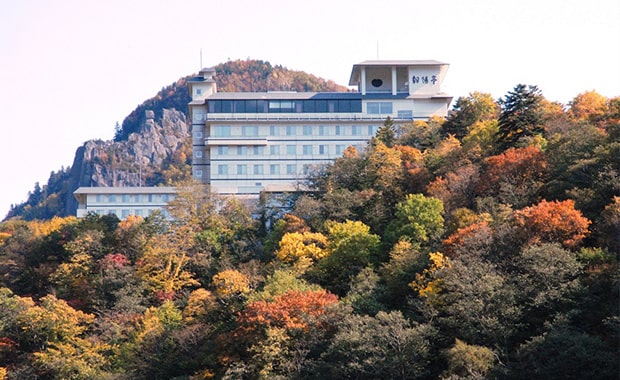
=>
[0,85,618,379]
[477,146,547,198]
[238,289,338,332]
[514,199,591,248]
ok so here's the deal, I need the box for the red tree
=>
[514,199,591,248]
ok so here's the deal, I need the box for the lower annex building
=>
[188,60,452,195]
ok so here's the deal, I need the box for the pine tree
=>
[496,84,544,151]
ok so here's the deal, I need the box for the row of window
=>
[216,163,304,176]
[211,146,364,177]
[201,144,348,158]
[94,194,174,203]
[92,208,170,219]
[208,99,364,114]
[208,125,380,138]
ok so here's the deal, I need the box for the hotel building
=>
[188,60,451,195]
[74,186,176,219]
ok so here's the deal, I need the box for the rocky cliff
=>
[64,108,190,215]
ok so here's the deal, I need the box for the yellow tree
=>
[0,289,110,379]
[569,90,609,124]
[137,224,200,300]
[212,269,251,298]
[410,252,451,300]
[275,231,328,273]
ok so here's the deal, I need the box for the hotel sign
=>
[412,75,438,85]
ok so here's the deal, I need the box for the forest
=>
[0,86,618,379]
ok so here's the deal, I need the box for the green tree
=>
[374,116,396,147]
[309,220,380,296]
[384,194,445,250]
[321,311,433,379]
[496,84,545,151]
[421,255,521,354]
[442,92,499,139]
[442,338,496,379]
[515,326,617,380]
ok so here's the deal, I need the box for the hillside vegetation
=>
[0,86,618,379]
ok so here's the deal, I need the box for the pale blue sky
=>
[1,0,619,218]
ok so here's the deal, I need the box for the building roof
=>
[73,187,177,195]
[349,60,449,85]
[206,92,362,100]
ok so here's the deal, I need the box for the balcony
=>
[196,112,394,122]
[205,137,268,146]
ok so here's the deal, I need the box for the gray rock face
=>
[64,109,189,215]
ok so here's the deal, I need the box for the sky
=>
[1,0,619,219]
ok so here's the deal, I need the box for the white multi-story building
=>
[188,60,451,195]
[74,187,176,219]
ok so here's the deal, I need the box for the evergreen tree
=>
[442,91,499,139]
[374,117,396,147]
[496,84,544,151]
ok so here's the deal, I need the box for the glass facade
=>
[208,98,362,114]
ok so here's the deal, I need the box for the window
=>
[352,126,362,136]
[367,102,393,114]
[195,88,202,95]
[96,195,103,202]
[286,145,296,155]
[303,126,312,136]
[270,126,279,136]
[302,164,311,175]
[213,126,231,137]
[270,145,280,155]
[337,99,351,112]
[194,131,203,138]
[286,126,296,136]
[121,209,131,219]
[233,100,245,113]
[218,165,228,175]
[336,144,346,155]
[368,125,379,135]
[254,164,264,175]
[319,125,328,136]
[242,126,258,136]
[315,100,327,112]
[269,100,296,113]
[319,145,328,155]
[245,100,258,113]
[237,165,247,175]
[303,145,313,155]
[122,194,130,203]
[270,164,280,175]
[397,110,413,119]
[195,150,203,158]
[286,164,297,174]
[108,195,117,202]
[217,146,228,155]
[221,100,232,113]
[237,146,248,155]
[303,100,315,112]
[335,125,342,135]
[252,146,264,155]
[162,194,169,202]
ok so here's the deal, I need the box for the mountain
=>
[4,59,348,221]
